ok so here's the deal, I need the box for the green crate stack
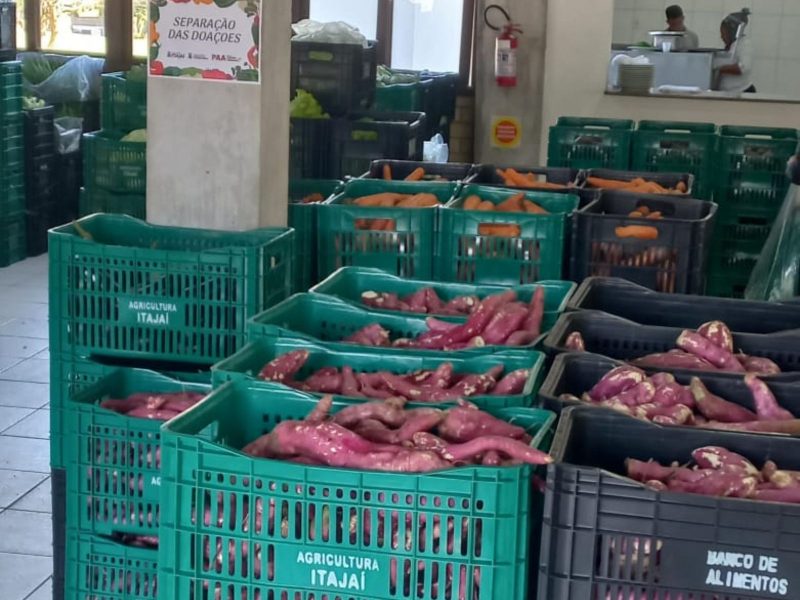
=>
[81,69,148,218]
[158,382,555,600]
[288,179,342,292]
[548,116,634,170]
[632,120,717,199]
[707,126,799,297]
[0,61,26,266]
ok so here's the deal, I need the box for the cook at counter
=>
[665,5,699,51]
[715,9,755,93]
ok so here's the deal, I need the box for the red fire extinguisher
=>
[485,5,522,88]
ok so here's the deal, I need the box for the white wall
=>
[541,0,800,159]
[391,0,464,73]
[612,0,800,97]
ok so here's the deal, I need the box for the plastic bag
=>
[19,53,104,104]
[291,19,368,46]
[745,153,800,301]
[423,133,449,163]
[54,117,84,154]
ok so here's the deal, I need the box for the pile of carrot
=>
[586,176,688,195]
[614,206,665,240]
[382,165,431,182]
[496,168,569,190]
[350,192,441,232]
[463,192,548,214]
[299,193,325,204]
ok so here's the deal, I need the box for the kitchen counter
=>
[607,89,800,105]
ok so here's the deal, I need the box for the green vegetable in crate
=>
[289,89,329,119]
[127,65,147,83]
[21,54,54,85]
[122,129,147,143]
[22,97,47,110]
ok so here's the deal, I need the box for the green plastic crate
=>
[101,71,147,133]
[715,125,798,186]
[632,120,717,198]
[288,179,343,293]
[159,382,555,600]
[66,531,158,600]
[318,179,457,280]
[83,131,146,194]
[48,214,294,366]
[248,293,545,353]
[79,185,146,219]
[706,274,748,299]
[713,211,773,254]
[713,177,790,222]
[311,266,575,331]
[63,369,210,537]
[0,212,26,267]
[374,81,426,112]
[211,337,545,410]
[437,185,579,285]
[547,117,634,170]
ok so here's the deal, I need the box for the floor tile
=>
[0,319,49,340]
[0,359,50,384]
[24,577,52,600]
[0,381,50,409]
[0,552,52,600]
[4,409,49,439]
[0,471,47,509]
[0,336,49,359]
[33,348,49,361]
[0,509,52,555]
[0,303,48,321]
[0,356,22,372]
[0,437,50,473]
[0,406,34,432]
[12,477,51,513]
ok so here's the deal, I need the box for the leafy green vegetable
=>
[21,54,54,85]
[122,129,147,143]
[290,89,329,119]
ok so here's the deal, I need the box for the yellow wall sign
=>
[491,116,522,149]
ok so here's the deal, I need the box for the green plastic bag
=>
[746,149,800,301]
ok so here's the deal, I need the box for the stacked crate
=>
[707,126,798,298]
[80,70,147,218]
[23,105,57,255]
[0,60,26,266]
[48,214,294,600]
[547,117,635,170]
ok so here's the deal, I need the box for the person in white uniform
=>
[715,9,755,93]
[665,5,699,51]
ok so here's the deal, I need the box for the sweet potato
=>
[702,419,800,435]
[450,366,505,397]
[588,365,647,401]
[753,487,800,503]
[677,331,744,372]
[491,369,530,395]
[481,303,529,345]
[505,330,538,346]
[668,471,758,498]
[649,373,676,388]
[692,446,759,476]
[344,323,390,347]
[610,381,656,407]
[697,321,734,353]
[438,436,552,465]
[361,291,410,312]
[304,395,333,424]
[441,295,479,315]
[425,317,460,333]
[651,382,695,409]
[745,374,793,421]
[333,398,407,428]
[438,404,528,443]
[258,349,309,382]
[690,378,757,423]
[423,288,445,313]
[523,286,545,335]
[303,368,343,394]
[631,350,717,371]
[626,458,681,483]
[738,355,782,375]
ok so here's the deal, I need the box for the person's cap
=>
[666,5,684,19]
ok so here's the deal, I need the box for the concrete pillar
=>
[146,0,290,231]
[474,0,548,166]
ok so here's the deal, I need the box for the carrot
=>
[638,205,651,216]
[523,199,549,214]
[496,168,513,186]
[405,167,425,182]
[586,176,631,190]
[301,193,325,204]
[647,211,663,220]
[353,193,403,207]
[463,195,482,210]
[382,164,393,181]
[478,224,522,238]
[676,181,687,193]
[476,200,495,212]
[504,168,536,188]
[528,180,567,190]
[496,193,526,213]
[397,193,439,208]
[629,211,644,218]
[615,225,659,240]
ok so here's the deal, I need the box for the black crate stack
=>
[0,60,26,266]
[22,105,58,255]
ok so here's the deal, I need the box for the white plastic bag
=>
[20,53,104,104]
[291,19,368,46]
[423,134,449,163]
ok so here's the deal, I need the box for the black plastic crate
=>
[544,310,800,381]
[291,40,377,116]
[56,150,82,223]
[24,152,57,207]
[538,352,800,419]
[52,467,66,600]
[360,159,472,181]
[539,406,800,600]
[25,202,61,256]
[581,168,695,197]
[568,276,800,333]
[23,106,55,152]
[289,117,334,180]
[333,110,426,178]
[570,192,716,294]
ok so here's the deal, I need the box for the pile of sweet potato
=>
[361,285,543,317]
[561,365,799,434]
[243,396,550,471]
[567,321,782,375]
[586,176,688,195]
[259,350,529,401]
[100,391,206,421]
[627,446,800,503]
[344,289,545,350]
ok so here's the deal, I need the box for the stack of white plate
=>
[619,64,654,95]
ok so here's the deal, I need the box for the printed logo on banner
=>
[149,0,261,83]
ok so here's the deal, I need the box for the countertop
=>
[606,89,800,105]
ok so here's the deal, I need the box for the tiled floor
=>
[0,254,53,600]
